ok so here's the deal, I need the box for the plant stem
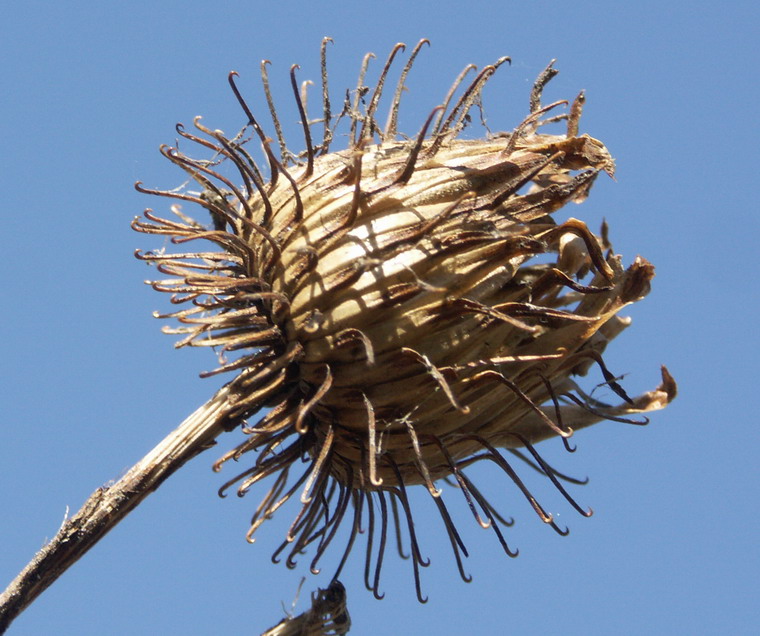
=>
[0,387,232,633]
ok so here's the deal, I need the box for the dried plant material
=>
[133,40,675,601]
[0,39,675,632]
[262,580,351,636]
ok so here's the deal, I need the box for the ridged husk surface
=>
[134,40,675,599]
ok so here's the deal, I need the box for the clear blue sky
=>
[2,1,757,634]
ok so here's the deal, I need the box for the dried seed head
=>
[262,580,351,636]
[133,39,676,601]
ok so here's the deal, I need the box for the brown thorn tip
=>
[659,366,678,402]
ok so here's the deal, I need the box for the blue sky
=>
[1,1,757,634]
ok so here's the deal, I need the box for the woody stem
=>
[0,387,232,633]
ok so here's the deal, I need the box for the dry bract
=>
[134,39,675,602]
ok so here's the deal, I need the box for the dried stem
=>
[0,387,234,634]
